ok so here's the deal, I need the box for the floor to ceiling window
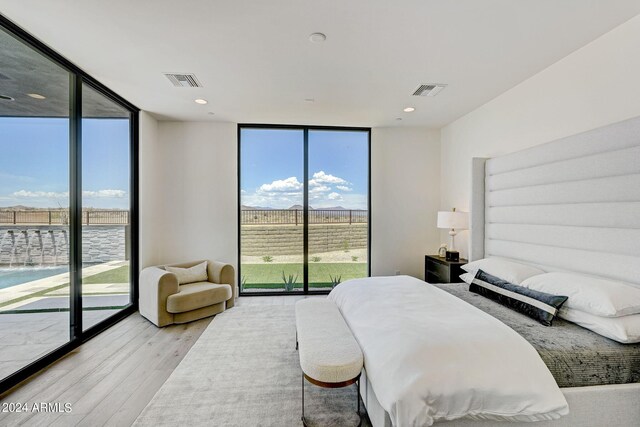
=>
[0,16,138,392]
[81,84,133,330]
[239,125,370,295]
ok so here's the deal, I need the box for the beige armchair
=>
[139,260,236,327]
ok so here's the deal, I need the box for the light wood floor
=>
[0,295,312,426]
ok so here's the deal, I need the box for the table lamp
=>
[437,208,469,262]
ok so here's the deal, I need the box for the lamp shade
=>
[437,211,469,230]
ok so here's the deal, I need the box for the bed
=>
[439,283,640,388]
[336,116,640,426]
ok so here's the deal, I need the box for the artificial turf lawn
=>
[82,265,130,284]
[240,262,367,288]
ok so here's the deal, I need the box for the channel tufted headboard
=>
[470,116,640,286]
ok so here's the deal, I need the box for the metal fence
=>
[241,209,368,225]
[0,210,129,225]
[1,209,363,226]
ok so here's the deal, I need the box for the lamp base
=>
[445,250,460,262]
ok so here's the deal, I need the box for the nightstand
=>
[425,255,468,284]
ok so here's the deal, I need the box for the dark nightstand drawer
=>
[426,259,449,282]
[425,255,467,284]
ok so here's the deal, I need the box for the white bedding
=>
[328,276,569,426]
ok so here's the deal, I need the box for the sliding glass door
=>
[81,84,133,330]
[308,130,369,290]
[0,25,71,380]
[0,16,138,392]
[239,126,370,294]
[239,128,305,293]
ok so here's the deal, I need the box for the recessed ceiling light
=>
[27,93,46,100]
[194,98,208,105]
[309,32,327,43]
[403,107,415,113]
[208,112,215,115]
[304,98,315,103]
[0,94,14,101]
[395,118,402,121]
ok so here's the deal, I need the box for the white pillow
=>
[461,257,544,285]
[459,272,474,284]
[522,272,640,317]
[165,261,209,285]
[559,308,640,344]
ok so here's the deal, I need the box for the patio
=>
[0,261,130,380]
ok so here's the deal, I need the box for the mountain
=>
[317,206,347,210]
[2,205,34,211]
[0,206,126,211]
[242,204,352,210]
[241,205,273,210]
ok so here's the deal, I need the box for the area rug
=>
[134,305,370,427]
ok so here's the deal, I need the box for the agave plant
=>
[329,275,342,289]
[311,256,321,263]
[282,271,298,292]
[240,275,247,292]
[262,255,274,263]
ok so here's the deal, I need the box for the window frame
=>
[0,13,139,393]
[237,124,371,296]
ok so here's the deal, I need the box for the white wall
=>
[139,122,441,281]
[138,111,159,268]
[440,14,640,259]
[372,128,441,279]
[141,121,238,268]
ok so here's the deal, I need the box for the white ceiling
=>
[1,1,639,127]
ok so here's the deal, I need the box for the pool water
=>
[0,266,69,289]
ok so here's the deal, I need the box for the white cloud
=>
[309,171,347,187]
[309,185,330,194]
[258,177,302,193]
[12,190,68,198]
[83,189,127,198]
[12,189,126,199]
[242,173,361,209]
[242,176,304,208]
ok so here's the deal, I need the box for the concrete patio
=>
[0,261,130,381]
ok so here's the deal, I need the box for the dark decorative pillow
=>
[470,269,568,326]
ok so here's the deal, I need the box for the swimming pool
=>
[0,266,69,289]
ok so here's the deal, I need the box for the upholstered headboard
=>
[470,116,640,286]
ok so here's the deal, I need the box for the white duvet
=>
[328,276,569,426]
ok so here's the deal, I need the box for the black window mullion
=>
[129,111,139,308]
[69,74,83,340]
[367,130,372,278]
[303,129,309,294]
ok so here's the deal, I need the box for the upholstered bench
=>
[295,298,364,426]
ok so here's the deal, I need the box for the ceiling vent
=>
[412,84,447,97]
[163,73,202,88]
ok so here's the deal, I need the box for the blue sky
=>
[0,117,130,209]
[241,128,368,209]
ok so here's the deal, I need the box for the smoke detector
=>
[163,73,203,88]
[412,84,447,97]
